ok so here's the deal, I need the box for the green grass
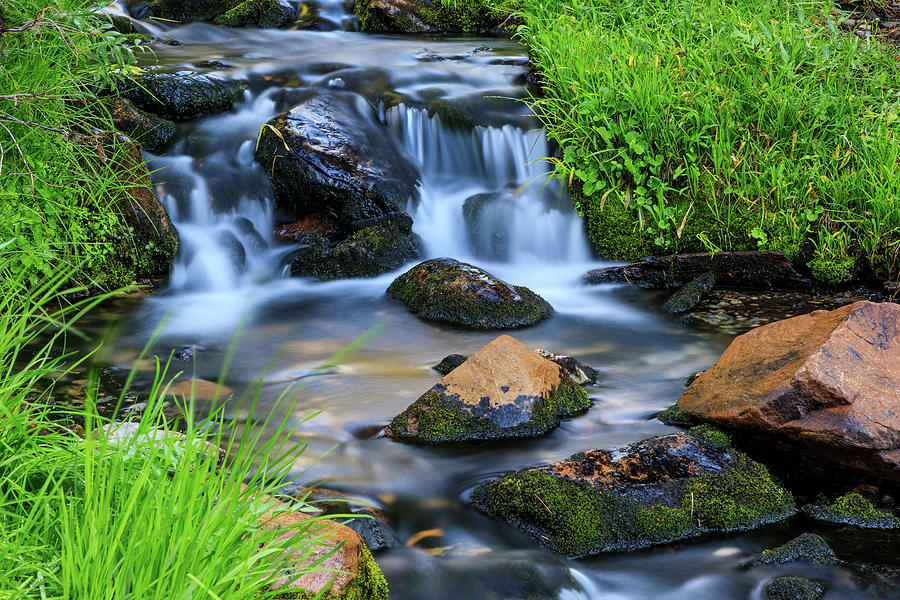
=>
[514,0,900,283]
[0,252,368,599]
[0,0,157,287]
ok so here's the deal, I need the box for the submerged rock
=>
[678,301,900,486]
[255,92,420,229]
[387,258,552,329]
[290,213,423,280]
[472,429,796,557]
[803,493,900,529]
[148,0,295,28]
[106,97,176,153]
[764,577,825,600]
[356,0,513,33]
[663,271,716,314]
[433,353,468,375]
[585,251,811,291]
[463,191,513,261]
[123,73,247,121]
[753,533,840,566]
[386,335,590,443]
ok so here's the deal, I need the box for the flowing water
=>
[78,2,889,598]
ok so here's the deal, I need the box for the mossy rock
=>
[433,353,468,375]
[657,404,695,427]
[272,543,389,600]
[356,0,513,34]
[387,258,552,329]
[290,213,423,280]
[472,430,796,557]
[387,334,590,443]
[753,533,840,566]
[148,0,233,22]
[214,0,296,28]
[803,493,900,529]
[106,97,175,153]
[764,576,826,600]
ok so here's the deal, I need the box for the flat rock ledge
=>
[471,428,796,557]
[387,258,552,330]
[387,335,590,443]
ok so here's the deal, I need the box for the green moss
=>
[657,404,694,427]
[807,256,855,286]
[688,425,730,449]
[273,543,388,600]
[214,0,295,28]
[390,378,590,443]
[803,492,900,529]
[763,576,825,600]
[148,0,232,22]
[356,0,513,34]
[472,441,795,556]
[754,533,838,566]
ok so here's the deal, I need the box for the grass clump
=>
[1,0,175,288]
[0,252,386,599]
[516,0,900,283]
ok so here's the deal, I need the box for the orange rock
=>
[678,300,900,484]
[167,378,234,402]
[273,214,335,244]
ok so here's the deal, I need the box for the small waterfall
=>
[387,105,592,266]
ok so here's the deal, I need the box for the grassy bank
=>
[513,0,900,284]
[0,0,175,288]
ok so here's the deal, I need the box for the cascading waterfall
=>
[387,105,592,266]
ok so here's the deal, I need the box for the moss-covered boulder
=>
[123,73,247,121]
[432,353,468,375]
[387,258,552,329]
[255,92,420,229]
[803,493,900,529]
[764,577,826,600]
[214,0,296,28]
[387,334,590,443]
[148,0,296,28]
[290,213,423,280]
[753,533,840,566]
[471,428,796,557]
[356,0,514,34]
[106,97,175,153]
[662,271,716,314]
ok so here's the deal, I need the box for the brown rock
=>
[386,334,590,442]
[167,378,234,402]
[584,251,811,291]
[678,300,900,485]
[273,214,335,244]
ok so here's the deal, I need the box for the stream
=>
[78,2,891,598]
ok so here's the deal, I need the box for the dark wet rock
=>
[804,493,900,529]
[231,217,267,253]
[218,230,246,273]
[255,92,420,229]
[433,354,468,376]
[387,258,552,330]
[463,191,513,261]
[426,92,530,131]
[214,0,295,28]
[356,0,513,34]
[103,14,139,34]
[273,214,337,244]
[106,97,175,153]
[534,350,597,386]
[663,272,716,314]
[119,401,187,432]
[657,404,696,427]
[148,0,295,28]
[754,533,840,566]
[386,335,590,443]
[290,213,422,280]
[764,576,825,600]
[678,301,900,486]
[472,429,796,557]
[585,252,811,291]
[122,73,247,121]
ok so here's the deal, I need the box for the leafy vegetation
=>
[0,252,380,599]
[0,0,169,287]
[514,0,900,283]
